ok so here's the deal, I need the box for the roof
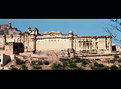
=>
[78,35,112,38]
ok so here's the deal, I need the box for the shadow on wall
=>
[13,43,24,54]
[112,46,116,51]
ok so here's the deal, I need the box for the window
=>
[78,41,81,43]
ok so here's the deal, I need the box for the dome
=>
[69,30,73,34]
[28,26,31,29]
[49,31,57,34]
[34,27,38,31]
[50,31,56,33]
[44,32,49,34]
[57,31,62,34]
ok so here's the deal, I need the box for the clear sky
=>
[0,19,120,45]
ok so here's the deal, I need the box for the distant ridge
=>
[0,22,21,35]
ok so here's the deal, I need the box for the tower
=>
[68,30,75,58]
[3,35,6,50]
[69,31,74,50]
[33,27,39,35]
[8,22,12,28]
[28,26,31,33]
[31,34,36,53]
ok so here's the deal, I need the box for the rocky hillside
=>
[0,22,22,35]
[0,28,21,35]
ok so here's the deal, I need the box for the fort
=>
[0,22,121,70]
[0,23,113,56]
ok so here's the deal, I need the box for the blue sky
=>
[0,19,120,45]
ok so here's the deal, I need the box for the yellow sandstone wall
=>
[36,38,70,51]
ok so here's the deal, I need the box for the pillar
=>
[31,35,36,53]
[108,37,112,53]
[24,34,28,52]
[68,31,75,58]
[3,35,6,50]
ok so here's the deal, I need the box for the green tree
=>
[81,60,88,66]
[31,60,43,66]
[9,65,18,70]
[22,65,28,70]
[38,60,43,65]
[73,67,84,70]
[51,63,66,70]
[43,61,50,65]
[109,58,117,63]
[114,55,119,58]
[15,57,25,65]
[62,61,68,67]
[110,65,119,70]
[118,59,121,63]
[69,62,76,68]
[91,62,109,70]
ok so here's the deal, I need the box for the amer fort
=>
[0,22,121,70]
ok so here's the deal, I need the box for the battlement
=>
[78,35,112,38]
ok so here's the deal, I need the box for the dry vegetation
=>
[3,54,121,70]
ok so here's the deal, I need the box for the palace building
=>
[0,23,112,55]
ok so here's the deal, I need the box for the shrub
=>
[52,63,66,70]
[62,61,68,67]
[59,58,69,62]
[9,65,18,70]
[69,63,77,68]
[73,67,84,70]
[90,64,109,70]
[31,60,43,66]
[95,59,101,61]
[98,64,104,67]
[74,55,79,59]
[110,65,119,70]
[81,60,88,66]
[110,60,115,63]
[51,63,57,70]
[92,63,109,70]
[67,59,74,63]
[90,65,96,70]
[82,54,86,57]
[75,58,80,63]
[114,55,119,58]
[75,58,86,63]
[38,60,43,65]
[97,66,109,70]
[33,66,42,69]
[94,62,99,66]
[15,57,25,65]
[118,65,121,70]
[43,61,50,65]
[118,59,121,63]
[75,58,83,63]
[109,58,117,63]
[102,66,110,70]
[31,60,36,65]
[22,65,28,70]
